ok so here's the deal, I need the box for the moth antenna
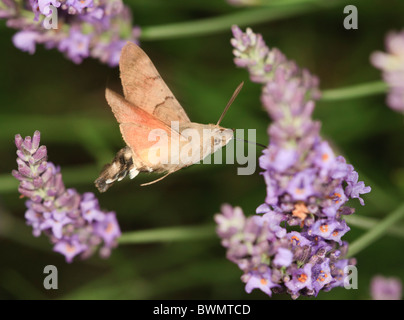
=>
[233,138,267,149]
[217,81,244,126]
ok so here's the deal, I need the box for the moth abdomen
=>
[95,146,138,192]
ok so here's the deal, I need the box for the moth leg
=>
[95,146,135,192]
[129,167,140,179]
[140,170,176,186]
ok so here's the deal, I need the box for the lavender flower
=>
[2,0,140,66]
[12,131,121,262]
[0,0,17,18]
[215,205,353,298]
[371,30,404,113]
[231,25,320,98]
[215,26,370,299]
[370,276,402,300]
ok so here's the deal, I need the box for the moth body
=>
[95,42,235,192]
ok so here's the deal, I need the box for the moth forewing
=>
[119,42,191,124]
[146,128,170,166]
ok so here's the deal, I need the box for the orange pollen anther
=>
[66,244,76,253]
[333,192,342,203]
[260,278,268,285]
[332,231,339,236]
[291,235,300,245]
[292,202,309,221]
[105,222,114,234]
[317,271,328,282]
[322,153,329,161]
[319,224,329,233]
[295,188,304,195]
[298,274,308,283]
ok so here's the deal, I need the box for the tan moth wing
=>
[105,89,173,145]
[119,42,190,125]
[95,89,184,192]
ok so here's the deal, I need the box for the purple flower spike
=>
[2,0,141,66]
[215,27,370,300]
[371,30,404,113]
[231,25,320,101]
[13,131,121,263]
[370,275,402,300]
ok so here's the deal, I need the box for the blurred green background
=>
[0,0,404,300]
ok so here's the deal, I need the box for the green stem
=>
[117,211,404,245]
[321,81,388,101]
[140,3,330,40]
[259,0,323,6]
[347,203,404,257]
[0,164,99,193]
[345,215,404,239]
[119,224,216,244]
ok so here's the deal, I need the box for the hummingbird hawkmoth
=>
[95,42,242,192]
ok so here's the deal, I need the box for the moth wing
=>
[119,42,191,125]
[105,88,170,128]
[105,88,180,168]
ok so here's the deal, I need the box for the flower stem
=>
[321,81,388,101]
[259,0,325,6]
[0,164,100,193]
[119,225,216,244]
[345,215,404,239]
[347,203,404,257]
[117,213,404,245]
[140,2,337,40]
